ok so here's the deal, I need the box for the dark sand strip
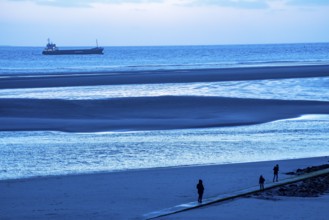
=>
[1,65,329,89]
[1,96,329,132]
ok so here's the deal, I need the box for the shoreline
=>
[1,156,328,219]
[1,155,326,182]
[1,64,329,89]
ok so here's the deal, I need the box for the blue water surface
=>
[1,116,328,180]
[1,43,329,180]
[1,43,329,74]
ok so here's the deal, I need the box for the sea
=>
[1,43,329,180]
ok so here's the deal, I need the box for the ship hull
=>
[42,47,104,55]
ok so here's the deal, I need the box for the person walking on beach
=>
[259,175,265,191]
[196,179,204,203]
[273,164,279,182]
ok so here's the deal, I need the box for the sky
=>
[1,0,329,46]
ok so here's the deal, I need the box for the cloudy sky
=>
[1,0,329,46]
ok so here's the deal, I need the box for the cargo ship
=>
[42,39,104,55]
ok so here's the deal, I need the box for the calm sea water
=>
[1,43,329,74]
[0,43,329,180]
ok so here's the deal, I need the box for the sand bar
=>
[1,65,329,89]
[1,96,329,132]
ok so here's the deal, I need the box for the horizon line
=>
[1,41,329,48]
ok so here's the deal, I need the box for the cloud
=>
[7,0,164,8]
[7,0,329,9]
[186,0,329,9]
[186,0,269,9]
[287,0,329,6]
[5,0,271,9]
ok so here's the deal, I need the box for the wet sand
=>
[1,65,329,89]
[1,96,329,132]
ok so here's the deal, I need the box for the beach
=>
[1,156,328,219]
[2,1,329,217]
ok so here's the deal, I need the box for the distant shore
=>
[1,156,328,219]
[1,64,329,89]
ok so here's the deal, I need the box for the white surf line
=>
[143,168,329,220]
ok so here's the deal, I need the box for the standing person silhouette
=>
[259,175,265,191]
[273,164,279,182]
[196,179,204,203]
